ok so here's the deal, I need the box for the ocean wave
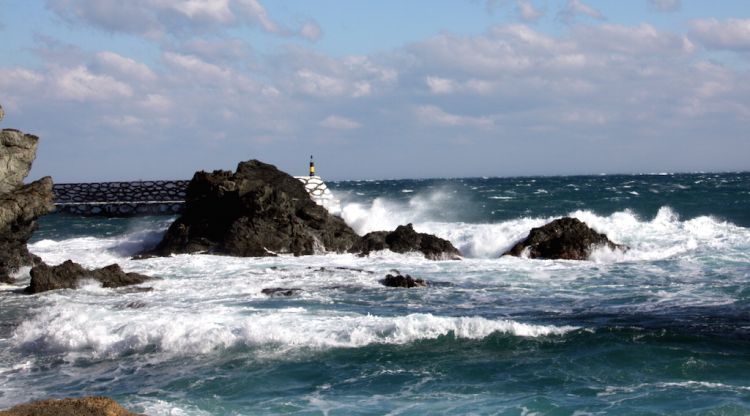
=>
[11,305,576,358]
[338,190,749,260]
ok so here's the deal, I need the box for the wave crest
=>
[12,305,576,358]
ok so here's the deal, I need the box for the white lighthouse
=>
[294,155,342,215]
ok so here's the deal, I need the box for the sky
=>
[1,0,749,182]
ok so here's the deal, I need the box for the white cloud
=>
[319,115,361,130]
[96,51,156,82]
[172,0,234,22]
[139,94,172,112]
[648,0,680,12]
[425,76,456,94]
[234,0,280,33]
[425,76,496,95]
[0,68,44,89]
[415,105,493,129]
[517,0,543,22]
[179,38,253,62]
[46,0,312,39]
[574,23,693,55]
[284,53,396,98]
[295,69,348,97]
[689,18,750,51]
[558,0,605,23]
[300,20,322,41]
[54,66,133,101]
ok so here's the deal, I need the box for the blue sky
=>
[1,0,749,181]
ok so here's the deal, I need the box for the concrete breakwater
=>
[54,180,188,216]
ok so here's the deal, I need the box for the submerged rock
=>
[381,273,428,288]
[139,159,360,257]
[26,260,151,294]
[261,287,302,297]
[350,224,461,260]
[0,396,139,416]
[503,217,625,260]
[0,126,55,283]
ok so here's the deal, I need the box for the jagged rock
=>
[26,260,151,294]
[350,224,462,260]
[261,287,302,297]
[0,127,54,283]
[0,396,139,416]
[381,273,427,288]
[503,217,626,260]
[0,129,39,195]
[139,160,360,257]
[0,105,4,123]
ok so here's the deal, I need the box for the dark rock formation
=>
[503,217,626,260]
[350,224,461,260]
[140,159,360,257]
[261,287,302,297]
[0,396,139,416]
[381,273,427,288]
[0,127,55,283]
[26,260,151,294]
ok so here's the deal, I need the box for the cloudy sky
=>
[1,0,749,181]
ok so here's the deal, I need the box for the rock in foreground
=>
[0,127,55,283]
[381,273,427,288]
[0,396,139,416]
[27,260,151,294]
[141,160,360,257]
[350,224,461,260]
[503,217,625,260]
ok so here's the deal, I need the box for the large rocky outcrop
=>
[349,223,462,260]
[0,126,55,283]
[141,159,360,257]
[26,260,151,294]
[503,217,626,260]
[0,396,139,416]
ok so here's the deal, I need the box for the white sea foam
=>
[337,190,749,260]
[599,381,750,396]
[11,303,575,359]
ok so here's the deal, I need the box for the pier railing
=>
[53,181,189,216]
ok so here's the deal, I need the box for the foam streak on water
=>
[1,173,749,415]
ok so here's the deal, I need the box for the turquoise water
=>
[1,172,749,415]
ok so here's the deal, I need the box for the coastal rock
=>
[503,217,625,260]
[261,287,302,297]
[350,224,462,260]
[26,260,151,294]
[140,159,360,257]
[0,126,55,283]
[0,129,40,195]
[381,273,427,288]
[0,396,139,416]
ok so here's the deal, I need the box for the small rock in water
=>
[503,217,627,260]
[261,287,302,297]
[350,223,462,260]
[26,260,151,294]
[380,273,428,288]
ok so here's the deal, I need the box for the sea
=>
[1,172,749,415]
